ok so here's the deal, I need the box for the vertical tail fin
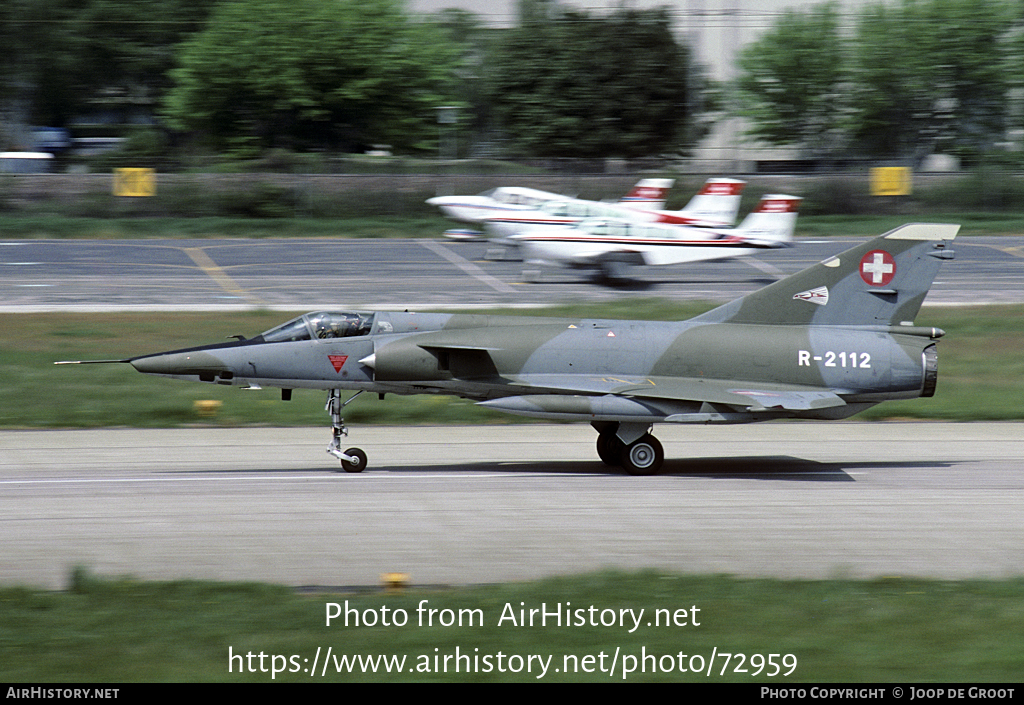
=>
[671,177,746,227]
[732,194,802,246]
[618,178,674,210]
[696,223,959,327]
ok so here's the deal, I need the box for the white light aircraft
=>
[513,193,801,281]
[484,177,745,241]
[426,178,674,229]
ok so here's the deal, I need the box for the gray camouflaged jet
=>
[58,223,958,475]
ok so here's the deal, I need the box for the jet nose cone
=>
[130,353,175,375]
[131,350,231,380]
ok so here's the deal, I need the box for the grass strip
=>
[2,569,1021,682]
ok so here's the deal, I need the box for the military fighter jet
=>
[57,223,957,476]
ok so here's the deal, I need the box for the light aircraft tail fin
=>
[671,177,746,226]
[617,178,674,210]
[695,223,959,328]
[732,194,802,246]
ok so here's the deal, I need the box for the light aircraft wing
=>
[564,249,647,267]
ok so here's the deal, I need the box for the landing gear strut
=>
[326,390,367,472]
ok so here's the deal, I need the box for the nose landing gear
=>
[326,389,367,472]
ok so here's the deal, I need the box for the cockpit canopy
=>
[261,311,374,343]
[480,187,550,208]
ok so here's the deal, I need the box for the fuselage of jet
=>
[129,309,941,425]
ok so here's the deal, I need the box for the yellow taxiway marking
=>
[182,247,263,303]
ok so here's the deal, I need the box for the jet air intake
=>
[369,341,452,382]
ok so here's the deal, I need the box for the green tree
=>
[734,2,848,159]
[0,0,49,146]
[487,7,701,159]
[850,0,1017,164]
[163,0,458,154]
[432,9,498,157]
[734,0,1022,165]
[0,0,217,131]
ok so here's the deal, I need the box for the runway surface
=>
[2,235,1023,311]
[2,423,1022,590]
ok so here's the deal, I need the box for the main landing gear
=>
[594,422,664,476]
[324,398,664,476]
[326,390,367,473]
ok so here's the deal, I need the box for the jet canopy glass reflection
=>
[261,312,374,342]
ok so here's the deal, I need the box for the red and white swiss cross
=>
[859,250,896,286]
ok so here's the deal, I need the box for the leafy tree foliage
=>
[850,0,1018,164]
[487,7,700,159]
[734,0,1022,164]
[734,3,847,158]
[1,0,217,128]
[162,0,458,154]
[432,9,499,157]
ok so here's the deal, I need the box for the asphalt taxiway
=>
[2,423,1022,590]
[2,235,1023,311]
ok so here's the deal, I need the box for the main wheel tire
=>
[341,447,367,473]
[597,433,625,466]
[620,434,664,476]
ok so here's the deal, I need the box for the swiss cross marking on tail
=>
[328,355,348,372]
[860,250,896,286]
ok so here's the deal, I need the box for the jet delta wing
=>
[57,223,958,475]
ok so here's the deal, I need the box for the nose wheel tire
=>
[326,390,369,472]
[340,448,367,473]
[620,434,663,476]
